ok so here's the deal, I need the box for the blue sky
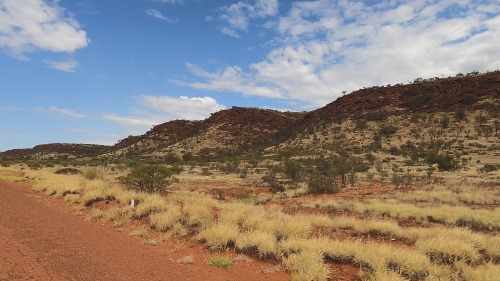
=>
[1,0,499,151]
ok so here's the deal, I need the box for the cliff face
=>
[2,71,499,160]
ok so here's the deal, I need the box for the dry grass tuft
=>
[198,222,240,251]
[129,227,148,238]
[235,231,277,258]
[134,194,169,217]
[149,205,183,231]
[284,250,329,281]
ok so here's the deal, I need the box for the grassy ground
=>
[3,163,497,281]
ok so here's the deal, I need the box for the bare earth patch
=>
[0,180,290,281]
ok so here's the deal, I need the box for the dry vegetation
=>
[2,156,497,281]
[1,73,499,280]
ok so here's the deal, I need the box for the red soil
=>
[0,181,289,281]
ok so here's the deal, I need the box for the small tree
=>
[494,120,500,136]
[307,173,338,194]
[119,165,175,194]
[262,165,285,193]
[435,154,459,171]
[98,155,109,170]
[284,159,303,185]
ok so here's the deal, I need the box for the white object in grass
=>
[131,199,135,209]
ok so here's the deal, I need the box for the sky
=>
[1,0,499,151]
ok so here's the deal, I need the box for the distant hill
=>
[1,71,499,163]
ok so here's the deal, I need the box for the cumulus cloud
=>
[44,58,79,72]
[103,95,226,133]
[145,9,174,22]
[215,0,279,37]
[190,0,500,109]
[139,96,226,120]
[48,106,86,119]
[0,0,89,59]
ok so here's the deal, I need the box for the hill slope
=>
[1,71,499,162]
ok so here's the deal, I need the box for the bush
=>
[262,166,285,193]
[182,152,194,161]
[478,164,499,173]
[460,93,477,105]
[284,159,303,184]
[208,257,232,269]
[405,93,432,108]
[119,165,174,194]
[26,160,42,170]
[55,168,81,175]
[379,124,398,135]
[435,154,459,171]
[307,174,338,194]
[165,153,181,164]
[455,108,466,121]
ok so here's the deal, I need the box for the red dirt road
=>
[0,181,289,281]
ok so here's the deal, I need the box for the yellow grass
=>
[149,205,183,231]
[134,194,169,217]
[308,198,500,230]
[19,167,500,280]
[235,230,277,258]
[181,203,214,227]
[284,250,329,281]
[197,222,240,250]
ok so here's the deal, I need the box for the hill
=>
[1,71,499,163]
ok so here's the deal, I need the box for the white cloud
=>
[103,95,226,133]
[44,58,78,72]
[48,106,86,119]
[0,0,89,59]
[145,9,174,22]
[216,0,279,37]
[190,0,500,108]
[103,114,158,128]
[139,95,226,120]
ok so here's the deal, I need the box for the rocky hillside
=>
[303,71,500,126]
[1,71,499,161]
[116,107,304,157]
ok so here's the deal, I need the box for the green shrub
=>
[55,168,82,175]
[460,93,477,105]
[478,164,499,173]
[262,166,285,193]
[307,174,338,194]
[26,160,42,170]
[119,164,174,194]
[165,153,181,164]
[208,257,232,269]
[284,159,303,184]
[182,152,194,161]
[435,154,459,171]
[455,108,466,120]
[379,124,398,135]
[405,93,432,108]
